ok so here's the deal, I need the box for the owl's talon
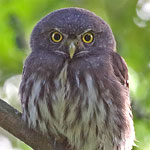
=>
[54,137,66,144]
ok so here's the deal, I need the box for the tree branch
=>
[0,98,68,150]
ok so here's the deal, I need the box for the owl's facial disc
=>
[49,29,95,59]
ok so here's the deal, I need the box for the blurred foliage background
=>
[0,0,150,149]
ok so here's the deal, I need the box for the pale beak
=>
[69,42,76,59]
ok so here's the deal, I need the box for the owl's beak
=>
[69,42,76,59]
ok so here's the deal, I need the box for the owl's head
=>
[30,8,115,59]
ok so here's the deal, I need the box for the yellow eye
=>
[51,31,63,43]
[82,32,94,44]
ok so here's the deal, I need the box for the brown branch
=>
[0,98,68,150]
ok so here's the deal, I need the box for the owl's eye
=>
[51,31,63,43]
[82,32,94,44]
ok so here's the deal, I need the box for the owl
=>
[20,8,135,150]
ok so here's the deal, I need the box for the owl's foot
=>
[54,137,66,144]
[54,137,74,150]
[54,136,69,146]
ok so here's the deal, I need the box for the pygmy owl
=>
[20,8,135,150]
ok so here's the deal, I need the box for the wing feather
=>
[112,52,129,88]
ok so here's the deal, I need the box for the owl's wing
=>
[19,55,30,105]
[112,52,129,88]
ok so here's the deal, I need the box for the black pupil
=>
[54,33,60,40]
[85,34,91,41]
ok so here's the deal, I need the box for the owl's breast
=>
[41,62,108,149]
[23,61,106,149]
[23,61,133,150]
